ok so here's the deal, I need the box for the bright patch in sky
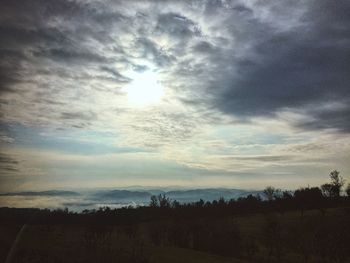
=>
[124,71,164,107]
[0,0,350,193]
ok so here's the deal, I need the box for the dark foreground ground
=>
[1,206,349,263]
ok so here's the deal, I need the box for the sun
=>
[124,70,164,107]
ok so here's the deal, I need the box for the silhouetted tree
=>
[321,183,333,198]
[321,170,345,198]
[157,194,171,208]
[195,199,204,208]
[294,187,324,216]
[329,170,345,197]
[149,195,158,207]
[263,186,279,201]
[282,190,293,200]
[171,200,180,209]
[294,187,323,202]
[346,184,350,197]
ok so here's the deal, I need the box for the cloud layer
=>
[0,0,349,191]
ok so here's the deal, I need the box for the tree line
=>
[0,170,349,225]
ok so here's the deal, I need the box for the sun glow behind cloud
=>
[124,71,164,107]
[0,0,350,193]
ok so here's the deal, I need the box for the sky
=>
[0,0,349,192]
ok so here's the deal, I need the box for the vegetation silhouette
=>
[0,170,349,263]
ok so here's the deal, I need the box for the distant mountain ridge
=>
[0,188,261,201]
[0,188,263,211]
[92,190,152,200]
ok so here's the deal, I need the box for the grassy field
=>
[1,207,349,263]
[1,224,248,263]
[148,247,249,263]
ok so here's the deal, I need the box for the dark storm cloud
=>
[295,106,350,133]
[208,0,350,132]
[218,34,350,116]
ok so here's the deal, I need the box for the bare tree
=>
[149,195,158,207]
[321,170,345,198]
[329,170,345,197]
[149,194,171,208]
[157,194,170,208]
[263,186,278,201]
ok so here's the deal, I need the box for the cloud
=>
[0,154,18,165]
[33,48,108,64]
[0,134,15,143]
[294,104,350,133]
[0,0,349,191]
[1,0,349,133]
[156,12,201,40]
[100,66,131,83]
[0,153,19,174]
[223,155,293,163]
[134,37,176,67]
[206,1,350,132]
